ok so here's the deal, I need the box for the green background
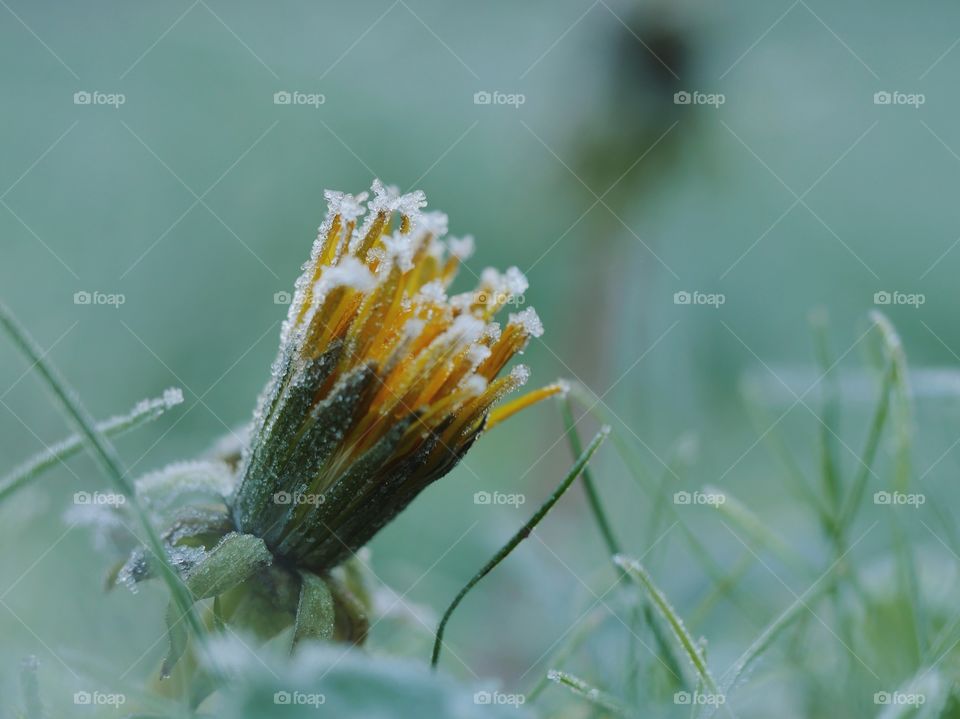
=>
[3,1,960,716]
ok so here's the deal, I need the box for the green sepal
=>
[293,571,336,647]
[161,533,272,678]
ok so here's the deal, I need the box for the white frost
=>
[315,256,377,295]
[447,235,475,261]
[509,307,544,338]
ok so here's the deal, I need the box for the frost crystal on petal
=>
[503,267,529,297]
[509,307,544,338]
[448,235,475,261]
[510,364,531,386]
[415,211,448,239]
[325,189,368,223]
[418,280,447,305]
[380,232,416,273]
[315,256,376,294]
[462,374,488,395]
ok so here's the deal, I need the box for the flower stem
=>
[430,426,610,668]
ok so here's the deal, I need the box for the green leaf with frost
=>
[163,533,272,677]
[0,388,183,503]
[135,460,235,513]
[293,571,336,646]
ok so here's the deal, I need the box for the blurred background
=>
[3,0,960,716]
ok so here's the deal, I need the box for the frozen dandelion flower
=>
[233,178,565,572]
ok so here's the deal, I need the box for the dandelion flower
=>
[232,179,565,572]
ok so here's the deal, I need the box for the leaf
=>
[163,533,272,677]
[135,460,235,513]
[293,572,336,646]
[200,638,535,719]
[614,554,718,693]
[0,388,183,503]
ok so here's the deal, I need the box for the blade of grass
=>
[546,670,631,716]
[430,427,609,668]
[811,313,843,513]
[614,554,718,693]
[870,313,925,657]
[560,397,620,555]
[526,608,606,702]
[0,303,203,639]
[560,398,687,691]
[703,484,817,576]
[741,392,831,529]
[714,571,836,707]
[0,388,183,502]
[567,385,742,601]
[837,359,894,530]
